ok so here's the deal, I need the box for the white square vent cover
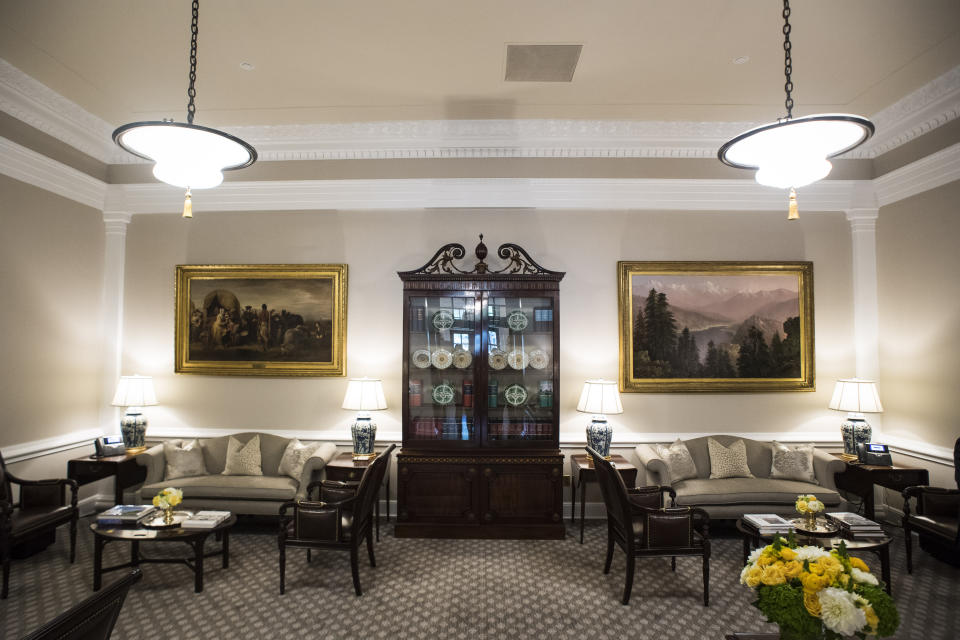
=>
[505,44,582,82]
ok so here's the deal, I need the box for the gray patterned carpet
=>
[0,516,957,639]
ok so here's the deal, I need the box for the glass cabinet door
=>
[406,293,479,445]
[483,294,556,445]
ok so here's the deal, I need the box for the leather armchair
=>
[1,451,79,599]
[902,437,960,572]
[278,444,395,596]
[587,446,710,606]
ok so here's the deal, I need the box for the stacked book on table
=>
[182,511,231,529]
[826,512,885,539]
[96,505,156,526]
[744,513,795,535]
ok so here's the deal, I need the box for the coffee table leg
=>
[194,540,204,593]
[93,536,104,591]
[130,540,140,566]
[579,475,586,544]
[570,474,576,525]
[880,545,891,595]
[742,534,750,566]
[222,530,230,569]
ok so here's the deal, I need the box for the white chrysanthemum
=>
[740,564,751,585]
[819,587,867,636]
[851,567,879,586]
[794,545,832,562]
[747,547,765,564]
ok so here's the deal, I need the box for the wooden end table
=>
[569,454,637,544]
[325,452,391,541]
[68,453,148,506]
[832,453,929,521]
[91,514,236,593]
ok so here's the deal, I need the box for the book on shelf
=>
[182,511,232,529]
[96,504,156,525]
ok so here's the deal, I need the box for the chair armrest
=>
[902,485,960,518]
[635,444,670,486]
[0,498,12,518]
[135,444,166,486]
[295,442,338,500]
[20,478,78,509]
[812,448,845,491]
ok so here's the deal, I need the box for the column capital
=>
[102,211,132,236]
[845,208,879,233]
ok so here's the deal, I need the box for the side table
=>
[325,451,391,541]
[68,453,147,506]
[569,454,637,544]
[832,453,929,521]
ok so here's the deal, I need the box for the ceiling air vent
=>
[504,44,582,82]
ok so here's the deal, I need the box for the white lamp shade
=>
[576,380,623,415]
[342,378,388,411]
[111,375,158,407]
[828,378,883,413]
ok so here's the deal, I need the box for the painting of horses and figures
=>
[617,262,814,392]
[175,265,347,376]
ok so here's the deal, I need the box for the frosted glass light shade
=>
[576,380,623,415]
[719,114,874,189]
[828,378,883,414]
[113,121,256,189]
[111,375,158,407]
[342,378,388,411]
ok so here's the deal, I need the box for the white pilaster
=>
[100,191,131,433]
[845,202,880,382]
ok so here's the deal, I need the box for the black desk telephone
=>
[856,442,893,466]
[93,436,126,457]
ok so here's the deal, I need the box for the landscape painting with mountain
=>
[618,262,814,392]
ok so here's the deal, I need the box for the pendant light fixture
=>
[112,0,256,218]
[718,0,874,219]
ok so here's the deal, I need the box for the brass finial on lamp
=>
[829,378,883,457]
[342,378,387,460]
[577,380,623,460]
[111,375,158,453]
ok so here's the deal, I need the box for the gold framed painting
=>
[175,264,347,377]
[618,261,814,392]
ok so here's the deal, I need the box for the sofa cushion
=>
[656,439,698,482]
[683,435,772,479]
[708,438,754,479]
[770,441,818,483]
[140,475,298,501]
[278,439,323,480]
[672,477,841,507]
[163,439,206,480]
[223,435,264,476]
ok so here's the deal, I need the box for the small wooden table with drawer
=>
[832,453,929,521]
[324,452,391,540]
[570,454,638,544]
[67,453,148,506]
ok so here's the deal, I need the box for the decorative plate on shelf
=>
[507,349,529,370]
[431,383,455,405]
[506,310,528,332]
[528,348,549,370]
[504,384,528,407]
[411,349,432,369]
[432,309,455,330]
[431,348,453,369]
[488,348,507,370]
[452,348,472,369]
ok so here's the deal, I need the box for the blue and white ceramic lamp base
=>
[840,414,872,456]
[586,416,613,460]
[351,414,378,460]
[120,409,147,454]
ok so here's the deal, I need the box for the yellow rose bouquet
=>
[152,487,183,524]
[740,533,898,639]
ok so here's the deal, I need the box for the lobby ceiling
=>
[1,0,959,129]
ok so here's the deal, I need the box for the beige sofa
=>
[635,435,847,520]
[132,432,338,516]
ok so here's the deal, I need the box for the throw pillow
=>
[278,439,323,481]
[707,438,755,479]
[164,439,206,480]
[222,435,263,476]
[655,439,699,482]
[770,441,818,483]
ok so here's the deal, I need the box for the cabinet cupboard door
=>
[480,462,563,525]
[397,462,480,525]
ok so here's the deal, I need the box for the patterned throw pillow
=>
[278,439,323,481]
[655,439,699,482]
[707,438,755,479]
[222,435,264,476]
[164,439,206,480]
[770,441,818,483]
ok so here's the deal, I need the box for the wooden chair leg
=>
[671,556,676,572]
[350,544,362,596]
[603,527,615,575]
[306,549,311,563]
[366,525,377,567]
[279,545,286,595]
[1,550,9,600]
[702,553,710,606]
[904,525,913,574]
[70,515,78,563]
[622,554,635,605]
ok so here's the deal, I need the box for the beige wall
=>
[878,180,960,452]
[0,176,105,448]
[120,208,855,440]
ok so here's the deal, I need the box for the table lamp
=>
[577,379,623,460]
[342,377,387,460]
[828,378,883,457]
[111,375,158,453]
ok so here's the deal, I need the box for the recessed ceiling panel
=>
[505,44,582,82]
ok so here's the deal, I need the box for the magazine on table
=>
[182,511,232,528]
[743,513,794,531]
[826,512,883,530]
[96,504,156,525]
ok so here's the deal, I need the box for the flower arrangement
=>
[740,533,898,639]
[796,494,825,515]
[152,487,183,524]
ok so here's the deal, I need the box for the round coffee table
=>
[736,517,892,594]
[91,513,237,593]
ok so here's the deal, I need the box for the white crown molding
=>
[1,428,104,464]
[2,58,958,163]
[873,141,960,206]
[0,136,106,209]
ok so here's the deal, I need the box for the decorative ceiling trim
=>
[1,58,958,164]
[873,141,960,206]
[0,136,106,209]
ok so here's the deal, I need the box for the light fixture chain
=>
[186,0,199,124]
[782,0,793,119]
